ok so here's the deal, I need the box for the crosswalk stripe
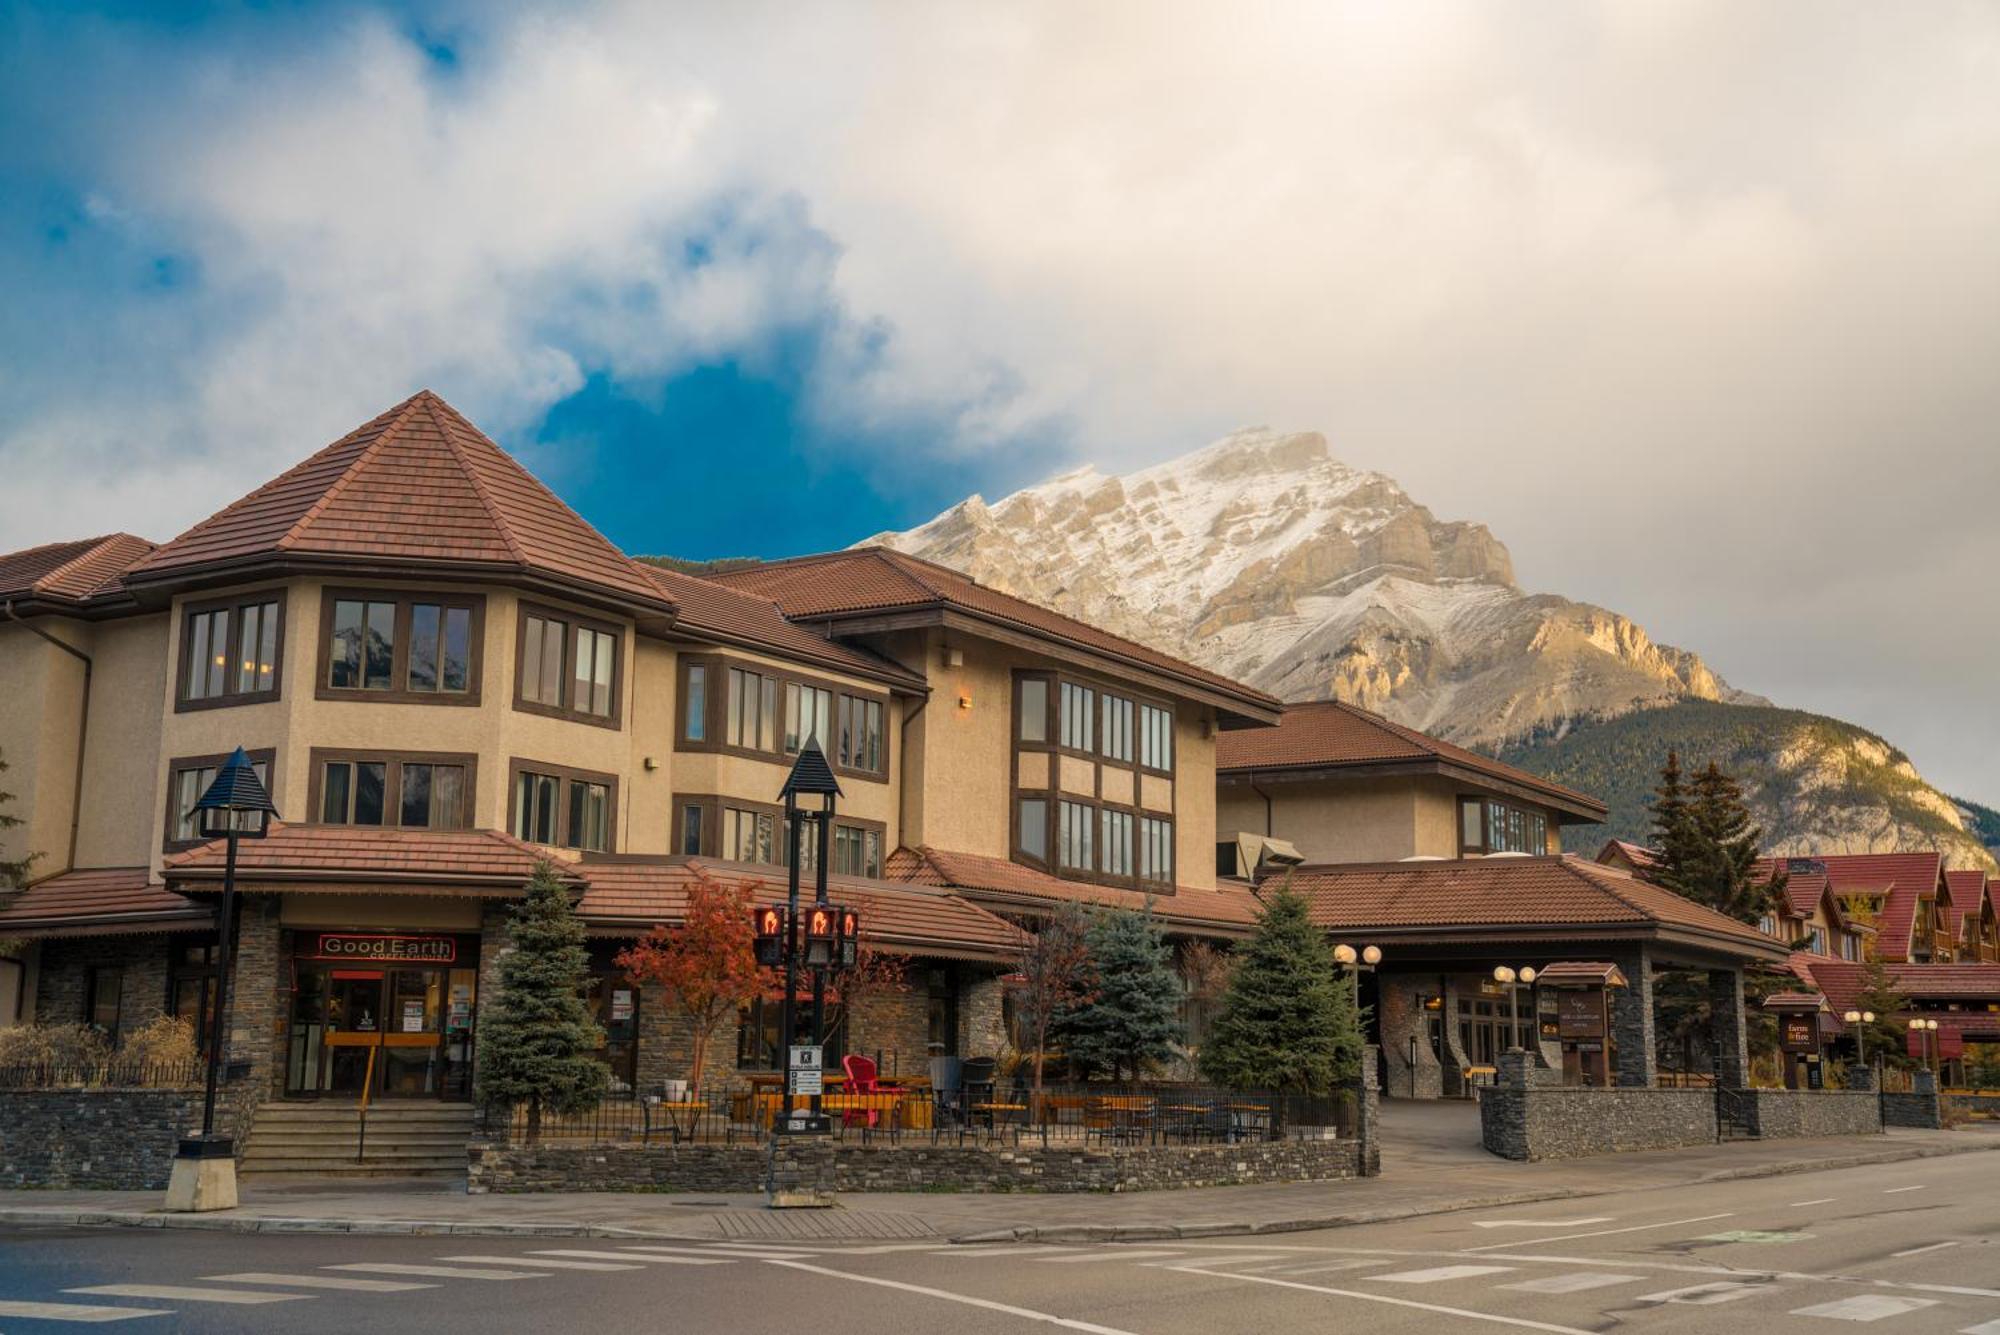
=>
[1892,1241,1960,1258]
[1790,1296,1940,1322]
[439,1254,643,1271]
[529,1249,731,1265]
[1884,1185,1927,1194]
[1270,1261,1400,1278]
[326,1263,547,1280]
[927,1246,1080,1258]
[1372,1265,1516,1284]
[1039,1250,1182,1264]
[1499,1273,1643,1294]
[1634,1282,1767,1306]
[1143,1254,1288,1269]
[623,1245,810,1260]
[1160,1266,1598,1335]
[206,1273,438,1291]
[0,1299,172,1322]
[1959,1321,2000,1334]
[66,1285,309,1305]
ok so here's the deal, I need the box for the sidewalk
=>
[5,1118,1995,1245]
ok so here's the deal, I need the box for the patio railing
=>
[0,1060,203,1090]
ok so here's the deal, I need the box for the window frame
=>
[305,748,477,832]
[674,652,891,782]
[317,586,486,708]
[163,748,278,853]
[508,758,620,852]
[511,600,622,729]
[174,588,288,713]
[1138,701,1176,776]
[1457,795,1553,857]
[672,791,886,873]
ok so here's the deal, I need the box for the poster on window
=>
[402,999,427,1033]
[610,989,634,1022]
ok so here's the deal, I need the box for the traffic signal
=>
[805,905,836,967]
[754,905,786,967]
[837,907,860,967]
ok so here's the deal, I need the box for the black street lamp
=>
[773,741,841,1147]
[166,746,277,1212]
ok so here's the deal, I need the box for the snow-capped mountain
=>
[865,428,1755,749]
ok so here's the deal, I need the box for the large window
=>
[1101,694,1134,764]
[510,761,617,852]
[513,604,618,726]
[1058,799,1095,873]
[1060,682,1095,752]
[1139,703,1174,772]
[837,695,884,774]
[784,682,833,754]
[310,751,472,830]
[165,750,274,850]
[1100,808,1134,877]
[683,663,708,741]
[1018,677,1049,743]
[724,807,777,865]
[177,592,284,710]
[84,967,122,1037]
[680,655,890,782]
[832,825,883,878]
[1139,815,1174,885]
[1018,796,1049,865]
[728,668,778,751]
[1459,797,1550,857]
[170,941,219,1056]
[321,589,484,705]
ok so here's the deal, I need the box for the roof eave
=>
[1218,756,1607,821]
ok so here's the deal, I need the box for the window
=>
[684,664,708,741]
[1139,703,1174,771]
[178,592,283,709]
[1139,816,1174,885]
[680,804,704,856]
[1101,808,1134,876]
[510,761,617,851]
[837,695,884,773]
[1058,799,1094,873]
[1018,677,1049,743]
[328,597,396,690]
[736,995,783,1070]
[407,603,473,694]
[783,815,821,872]
[166,751,274,849]
[323,589,484,705]
[1060,682,1095,752]
[310,751,471,830]
[1759,913,1780,938]
[320,760,386,825]
[727,668,778,751]
[1459,797,1549,856]
[1808,925,1828,956]
[724,808,776,865]
[1018,796,1049,865]
[1102,695,1134,764]
[833,825,883,878]
[512,603,618,725]
[170,942,219,1056]
[784,682,833,754]
[84,967,122,1037]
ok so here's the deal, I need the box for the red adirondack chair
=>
[841,1054,882,1128]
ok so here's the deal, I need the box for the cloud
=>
[2,0,1998,796]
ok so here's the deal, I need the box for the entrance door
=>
[325,969,387,1095]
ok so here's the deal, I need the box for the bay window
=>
[311,750,472,830]
[513,603,620,726]
[322,588,484,704]
[1458,796,1550,857]
[165,750,275,851]
[784,682,834,754]
[510,761,617,851]
[178,591,284,709]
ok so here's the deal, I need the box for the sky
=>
[2,2,1997,801]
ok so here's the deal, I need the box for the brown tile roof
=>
[639,564,927,690]
[1760,990,1830,1010]
[126,391,671,611]
[1533,960,1629,987]
[1758,852,1947,963]
[1943,870,1987,936]
[1281,855,1787,958]
[1217,699,1606,819]
[574,856,1020,962]
[885,845,1264,936]
[0,534,156,608]
[0,867,209,936]
[1597,839,1663,872]
[1794,958,2000,1012]
[710,548,1280,719]
[166,823,576,888]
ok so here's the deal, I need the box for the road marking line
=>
[1699,1230,1813,1244]
[440,1254,643,1271]
[1890,1283,2000,1299]
[1159,1267,1599,1335]
[325,1263,547,1280]
[927,1246,1081,1258]
[528,1249,730,1265]
[66,1285,308,1305]
[1500,1273,1644,1294]
[1270,1260,1400,1277]
[1892,1241,1960,1258]
[0,1299,172,1322]
[1471,1218,1613,1229]
[206,1273,437,1291]
[1884,1185,1927,1194]
[698,1243,836,1255]
[1959,1321,2000,1335]
[1464,1213,1734,1253]
[1143,1254,1288,1269]
[627,1245,812,1259]
[1789,1198,1838,1207]
[765,1259,1143,1334]
[1371,1265,1515,1284]
[1791,1295,1940,1322]
[1634,1281,1768,1306]
[1039,1249,1183,1264]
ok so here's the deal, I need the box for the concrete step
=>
[245,1133,471,1151]
[241,1162,468,1178]
[254,1104,473,1122]
[241,1102,472,1179]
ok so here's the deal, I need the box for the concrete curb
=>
[0,1208,721,1240]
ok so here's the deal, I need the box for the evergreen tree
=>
[0,747,38,889]
[1853,958,1917,1074]
[1199,886,1361,1094]
[1059,904,1183,1082]
[1647,750,1698,890]
[474,860,607,1143]
[1684,762,1781,924]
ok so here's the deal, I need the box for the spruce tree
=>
[1683,762,1781,924]
[1854,958,1916,1073]
[474,860,607,1143]
[1059,904,1183,1082]
[0,747,38,889]
[1199,886,1360,1094]
[1647,750,1698,891]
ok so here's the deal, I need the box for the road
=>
[1,1152,1994,1333]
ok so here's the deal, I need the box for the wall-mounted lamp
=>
[945,647,965,668]
[643,756,659,772]
[957,691,972,711]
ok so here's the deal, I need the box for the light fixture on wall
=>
[944,647,964,668]
[957,690,972,711]
[643,756,659,772]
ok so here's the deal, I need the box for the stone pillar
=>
[1708,968,1749,1089]
[957,969,1007,1063]
[1357,1043,1381,1176]
[1377,977,1442,1099]
[1846,1063,1874,1092]
[1606,947,1656,1088]
[225,897,282,1099]
[1440,975,1473,1097]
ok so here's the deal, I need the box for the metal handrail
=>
[356,1046,378,1164]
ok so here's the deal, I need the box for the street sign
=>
[789,1044,822,1071]
[788,1066,823,1096]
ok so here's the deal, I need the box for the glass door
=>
[287,966,329,1095]
[380,969,442,1096]
[324,969,386,1096]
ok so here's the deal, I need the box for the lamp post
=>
[1493,965,1538,1053]
[165,747,276,1213]
[1911,1017,1939,1074]
[766,740,842,1206]
[1332,942,1381,1010]
[1843,1009,1875,1069]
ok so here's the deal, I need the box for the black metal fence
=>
[0,1061,203,1090]
[475,1080,1359,1150]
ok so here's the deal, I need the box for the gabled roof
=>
[1943,870,1989,939]
[1758,852,1948,963]
[0,534,157,611]
[1282,855,1787,960]
[1792,957,2000,1013]
[0,867,209,937]
[1217,699,1606,821]
[709,547,1280,724]
[574,855,1021,963]
[1597,839,1662,873]
[885,845,1264,936]
[640,564,927,691]
[125,391,672,614]
[166,824,576,892]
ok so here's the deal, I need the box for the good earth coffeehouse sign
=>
[310,933,458,965]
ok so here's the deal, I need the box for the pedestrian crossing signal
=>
[837,907,860,967]
[806,906,836,966]
[754,906,786,967]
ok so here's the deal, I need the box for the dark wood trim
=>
[163,748,278,852]
[675,653,723,752]
[672,650,891,783]
[303,747,479,831]
[671,790,887,872]
[172,586,289,713]
[507,756,621,853]
[511,600,625,731]
[314,586,487,707]
[1457,793,1555,858]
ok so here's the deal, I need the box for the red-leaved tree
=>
[1007,902,1095,1116]
[615,872,763,1094]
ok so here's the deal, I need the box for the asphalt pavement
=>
[2,1151,1995,1334]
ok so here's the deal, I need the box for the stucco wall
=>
[72,615,171,869]
[0,624,81,877]
[1233,775,1420,865]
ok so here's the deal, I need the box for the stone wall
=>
[1378,979,1441,1100]
[468,1133,1364,1195]
[34,936,172,1040]
[1738,1090,1881,1139]
[0,1084,248,1189]
[1882,1070,1943,1129]
[1480,1084,1716,1160]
